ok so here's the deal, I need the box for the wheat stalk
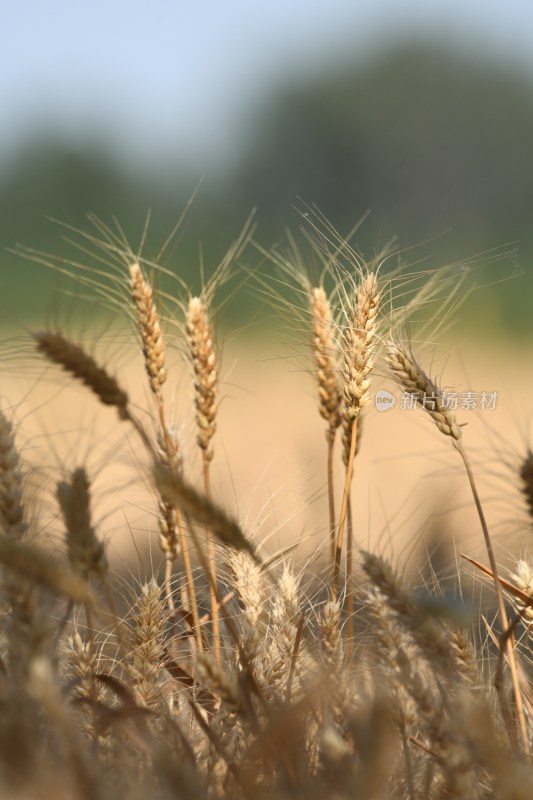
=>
[128,261,197,640]
[310,286,342,562]
[386,339,528,752]
[342,410,363,650]
[335,273,380,590]
[186,296,220,660]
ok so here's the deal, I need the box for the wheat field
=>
[0,215,533,799]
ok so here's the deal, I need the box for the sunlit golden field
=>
[3,336,531,573]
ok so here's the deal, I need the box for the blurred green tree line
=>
[2,43,532,332]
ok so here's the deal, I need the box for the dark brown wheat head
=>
[34,331,129,420]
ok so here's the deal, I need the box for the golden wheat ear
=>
[385,339,528,752]
[186,296,218,463]
[341,272,381,425]
[125,578,168,710]
[310,286,342,563]
[335,272,381,590]
[311,286,342,440]
[386,339,462,441]
[127,259,190,625]
[186,294,222,660]
[129,261,168,394]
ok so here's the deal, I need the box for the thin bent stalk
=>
[327,433,337,563]
[179,521,203,652]
[386,337,529,751]
[203,461,221,663]
[345,498,354,655]
[335,273,379,592]
[186,296,220,662]
[458,442,529,752]
[334,417,358,594]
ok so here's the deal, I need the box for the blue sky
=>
[2,0,533,171]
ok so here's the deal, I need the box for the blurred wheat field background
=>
[3,335,531,574]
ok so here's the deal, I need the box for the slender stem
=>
[179,515,203,652]
[458,442,529,752]
[164,558,175,613]
[285,614,305,703]
[400,716,416,800]
[327,432,337,565]
[334,417,358,594]
[154,396,201,651]
[84,606,93,645]
[184,514,267,704]
[345,498,354,655]
[129,402,203,653]
[203,460,220,663]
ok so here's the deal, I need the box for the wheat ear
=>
[387,339,528,752]
[386,339,462,440]
[69,629,103,741]
[186,296,220,661]
[335,273,380,590]
[128,262,197,633]
[34,332,129,418]
[186,297,217,462]
[34,331,157,461]
[362,551,458,677]
[129,262,168,394]
[311,287,342,562]
[519,450,533,523]
[0,537,96,605]
[0,408,26,539]
[0,408,39,683]
[57,468,108,584]
[126,579,167,709]
[154,464,258,562]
